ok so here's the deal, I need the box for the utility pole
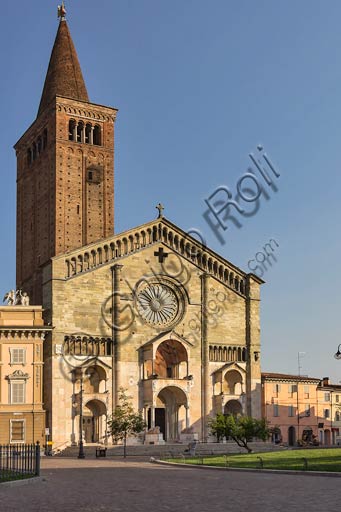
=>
[297,352,306,441]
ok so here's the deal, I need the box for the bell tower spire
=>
[37,3,89,117]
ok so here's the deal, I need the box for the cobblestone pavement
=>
[0,458,340,512]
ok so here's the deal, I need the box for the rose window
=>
[136,284,179,325]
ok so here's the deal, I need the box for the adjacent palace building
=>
[9,8,263,449]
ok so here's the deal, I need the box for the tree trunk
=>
[234,437,252,453]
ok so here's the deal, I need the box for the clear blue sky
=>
[1,0,341,382]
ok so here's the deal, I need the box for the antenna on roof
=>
[298,351,306,377]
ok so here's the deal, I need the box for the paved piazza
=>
[0,458,340,511]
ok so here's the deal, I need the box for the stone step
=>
[54,442,284,458]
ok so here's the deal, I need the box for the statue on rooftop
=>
[156,203,164,219]
[3,290,30,306]
[3,290,16,305]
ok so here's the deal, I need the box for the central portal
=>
[156,386,187,441]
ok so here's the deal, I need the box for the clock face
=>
[136,284,179,326]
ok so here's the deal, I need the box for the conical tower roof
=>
[37,19,89,116]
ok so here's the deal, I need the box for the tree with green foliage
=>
[107,388,146,458]
[209,413,269,453]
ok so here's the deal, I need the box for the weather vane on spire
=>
[58,2,67,20]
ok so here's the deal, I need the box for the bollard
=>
[35,441,41,476]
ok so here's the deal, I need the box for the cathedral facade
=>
[14,12,262,448]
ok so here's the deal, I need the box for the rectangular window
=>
[273,384,281,397]
[273,404,279,417]
[10,420,25,443]
[288,405,294,417]
[304,385,309,399]
[325,393,330,402]
[305,405,310,417]
[324,409,330,419]
[10,348,26,365]
[288,384,297,397]
[336,395,339,403]
[10,381,25,404]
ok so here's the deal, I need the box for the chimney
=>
[322,377,330,387]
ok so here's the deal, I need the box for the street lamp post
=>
[78,370,85,459]
[296,352,306,442]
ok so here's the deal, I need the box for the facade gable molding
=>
[56,218,261,298]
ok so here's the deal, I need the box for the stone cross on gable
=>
[154,247,168,263]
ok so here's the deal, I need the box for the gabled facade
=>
[42,216,263,447]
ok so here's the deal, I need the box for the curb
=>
[151,459,341,478]
[0,476,46,488]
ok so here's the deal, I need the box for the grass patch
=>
[0,470,35,483]
[165,448,341,472]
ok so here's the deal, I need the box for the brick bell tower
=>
[14,5,118,304]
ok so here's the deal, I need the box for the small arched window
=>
[93,125,101,146]
[85,123,92,144]
[69,120,76,142]
[77,122,84,143]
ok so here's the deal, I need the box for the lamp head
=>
[334,344,341,360]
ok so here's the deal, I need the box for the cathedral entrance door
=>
[83,399,107,443]
[155,408,166,438]
[157,386,187,442]
[83,415,95,443]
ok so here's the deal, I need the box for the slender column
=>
[73,124,77,141]
[150,405,155,428]
[90,126,94,145]
[185,405,190,429]
[78,370,85,459]
[82,125,86,143]
[111,264,123,413]
[200,273,210,441]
